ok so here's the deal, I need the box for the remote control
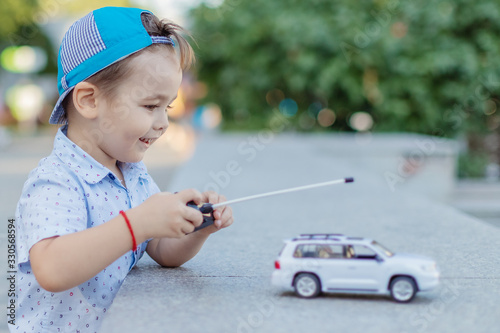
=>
[187,201,215,232]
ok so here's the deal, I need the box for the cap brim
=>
[49,88,74,124]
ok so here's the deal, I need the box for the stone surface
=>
[101,132,500,333]
[1,131,498,333]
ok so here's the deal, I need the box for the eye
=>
[166,105,173,110]
[144,105,159,110]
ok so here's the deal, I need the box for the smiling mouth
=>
[139,137,156,145]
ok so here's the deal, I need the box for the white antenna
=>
[199,177,354,213]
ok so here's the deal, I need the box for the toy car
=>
[271,234,439,302]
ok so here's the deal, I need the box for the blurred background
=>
[1,0,500,223]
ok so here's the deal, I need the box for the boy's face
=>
[95,50,183,164]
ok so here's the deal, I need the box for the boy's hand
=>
[198,190,234,234]
[131,189,204,239]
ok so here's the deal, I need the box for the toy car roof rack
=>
[293,233,344,241]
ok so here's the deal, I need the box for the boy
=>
[12,7,233,332]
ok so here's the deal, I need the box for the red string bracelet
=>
[119,210,137,251]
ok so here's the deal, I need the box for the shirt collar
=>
[119,161,150,185]
[53,125,150,185]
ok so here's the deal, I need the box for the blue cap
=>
[49,6,174,124]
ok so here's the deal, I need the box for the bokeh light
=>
[349,112,374,131]
[147,122,197,165]
[317,108,336,127]
[168,88,186,119]
[299,112,316,130]
[204,0,225,8]
[487,115,500,131]
[160,122,195,153]
[1,46,47,73]
[279,98,298,117]
[201,103,222,129]
[438,2,455,17]
[266,89,284,107]
[234,108,250,124]
[484,99,497,116]
[193,103,222,129]
[391,22,408,39]
[6,84,46,121]
[307,102,323,117]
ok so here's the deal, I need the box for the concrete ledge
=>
[451,180,500,215]
[102,132,500,333]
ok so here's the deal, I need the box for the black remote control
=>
[186,201,215,232]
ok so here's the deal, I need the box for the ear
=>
[72,82,100,120]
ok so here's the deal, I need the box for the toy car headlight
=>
[421,262,437,272]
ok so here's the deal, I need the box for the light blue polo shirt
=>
[12,125,160,332]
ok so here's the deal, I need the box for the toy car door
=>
[339,244,386,291]
[317,244,384,292]
[311,244,356,291]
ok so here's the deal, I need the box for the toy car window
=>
[293,244,315,258]
[317,244,343,259]
[371,241,394,257]
[348,245,377,259]
[293,244,345,259]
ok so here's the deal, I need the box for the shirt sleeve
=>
[15,170,88,265]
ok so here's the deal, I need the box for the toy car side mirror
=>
[375,255,384,263]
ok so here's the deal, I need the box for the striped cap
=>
[49,7,174,124]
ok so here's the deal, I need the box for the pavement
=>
[105,131,498,333]
[2,129,500,333]
[450,180,500,227]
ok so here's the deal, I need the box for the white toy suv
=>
[271,234,439,302]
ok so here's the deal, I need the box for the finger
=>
[215,215,233,229]
[180,221,195,235]
[212,215,222,229]
[219,208,234,229]
[220,205,233,224]
[183,206,204,227]
[176,188,203,205]
[221,217,234,229]
[213,205,233,229]
[213,204,230,222]
[212,194,227,214]
[202,190,220,204]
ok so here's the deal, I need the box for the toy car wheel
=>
[294,273,321,298]
[390,276,417,303]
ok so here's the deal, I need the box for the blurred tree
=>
[45,0,131,16]
[190,0,500,140]
[0,0,59,81]
[0,0,39,42]
[0,0,132,74]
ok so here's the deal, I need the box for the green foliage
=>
[0,0,133,74]
[0,0,39,42]
[190,0,500,135]
[458,151,489,178]
[0,0,59,75]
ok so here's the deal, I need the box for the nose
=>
[153,110,169,132]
